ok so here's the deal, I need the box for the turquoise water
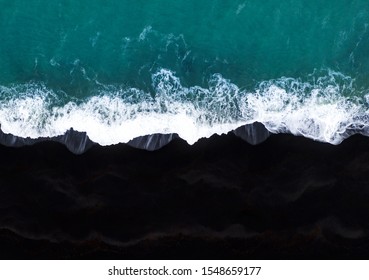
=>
[0,0,369,145]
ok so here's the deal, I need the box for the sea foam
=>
[0,69,368,152]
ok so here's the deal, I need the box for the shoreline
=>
[0,122,271,154]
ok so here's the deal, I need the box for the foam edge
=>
[0,122,272,154]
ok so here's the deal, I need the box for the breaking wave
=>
[0,68,369,153]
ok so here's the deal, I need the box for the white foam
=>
[0,69,367,146]
[244,84,364,144]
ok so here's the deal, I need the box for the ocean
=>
[1,0,369,259]
[1,0,369,149]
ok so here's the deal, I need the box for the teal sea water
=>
[0,0,369,145]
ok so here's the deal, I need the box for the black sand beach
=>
[0,129,369,259]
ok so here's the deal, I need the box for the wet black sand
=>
[1,131,369,259]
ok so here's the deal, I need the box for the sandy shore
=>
[0,132,369,259]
